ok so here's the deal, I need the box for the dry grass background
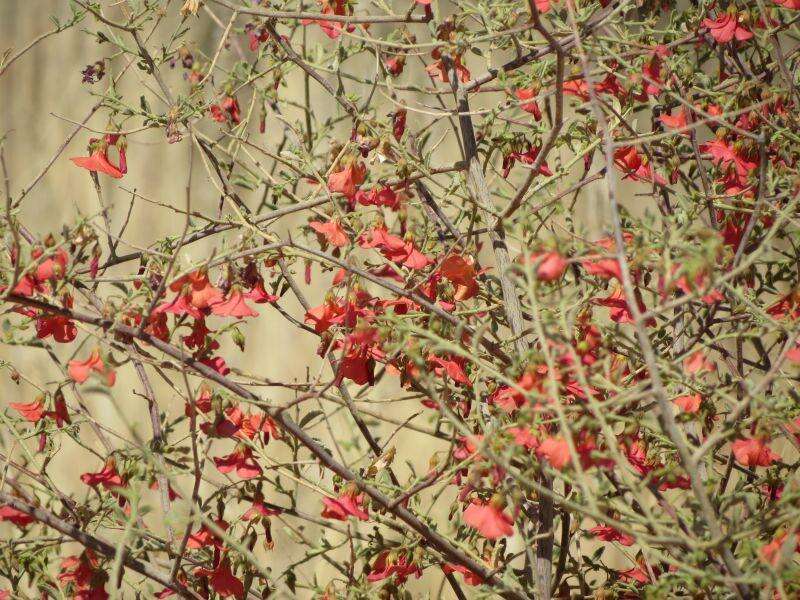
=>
[0,1,630,597]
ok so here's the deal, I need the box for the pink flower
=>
[731,437,780,467]
[462,500,514,539]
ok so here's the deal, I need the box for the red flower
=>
[169,270,224,310]
[71,150,124,179]
[68,349,116,387]
[425,49,471,83]
[659,108,688,130]
[703,12,753,44]
[187,519,228,549]
[34,247,69,282]
[59,551,108,599]
[9,398,46,422]
[731,437,780,467]
[502,145,553,178]
[210,96,241,123]
[589,524,635,546]
[309,219,349,247]
[683,350,716,375]
[514,88,542,121]
[354,186,400,209]
[384,109,405,144]
[211,288,258,318]
[367,551,423,584]
[786,343,800,363]
[242,494,281,520]
[81,460,125,491]
[327,161,366,197]
[213,445,262,479]
[442,563,485,585]
[700,138,758,178]
[0,505,35,527]
[536,436,571,470]
[614,146,667,185]
[36,312,77,343]
[358,226,431,270]
[673,394,702,414]
[593,287,653,325]
[301,0,355,39]
[195,558,244,599]
[304,299,346,333]
[775,0,800,8]
[71,135,127,178]
[463,499,514,539]
[529,251,567,282]
[321,491,369,521]
[428,354,471,386]
[508,427,539,451]
[439,254,479,301]
[563,78,590,101]
[760,532,800,565]
[385,55,406,76]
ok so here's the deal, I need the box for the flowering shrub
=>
[2,0,800,598]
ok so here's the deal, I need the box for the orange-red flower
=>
[327,161,366,197]
[536,436,571,469]
[731,437,780,467]
[309,219,349,247]
[68,349,116,387]
[9,398,46,422]
[71,134,127,178]
[211,288,258,318]
[673,394,702,414]
[463,499,514,539]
